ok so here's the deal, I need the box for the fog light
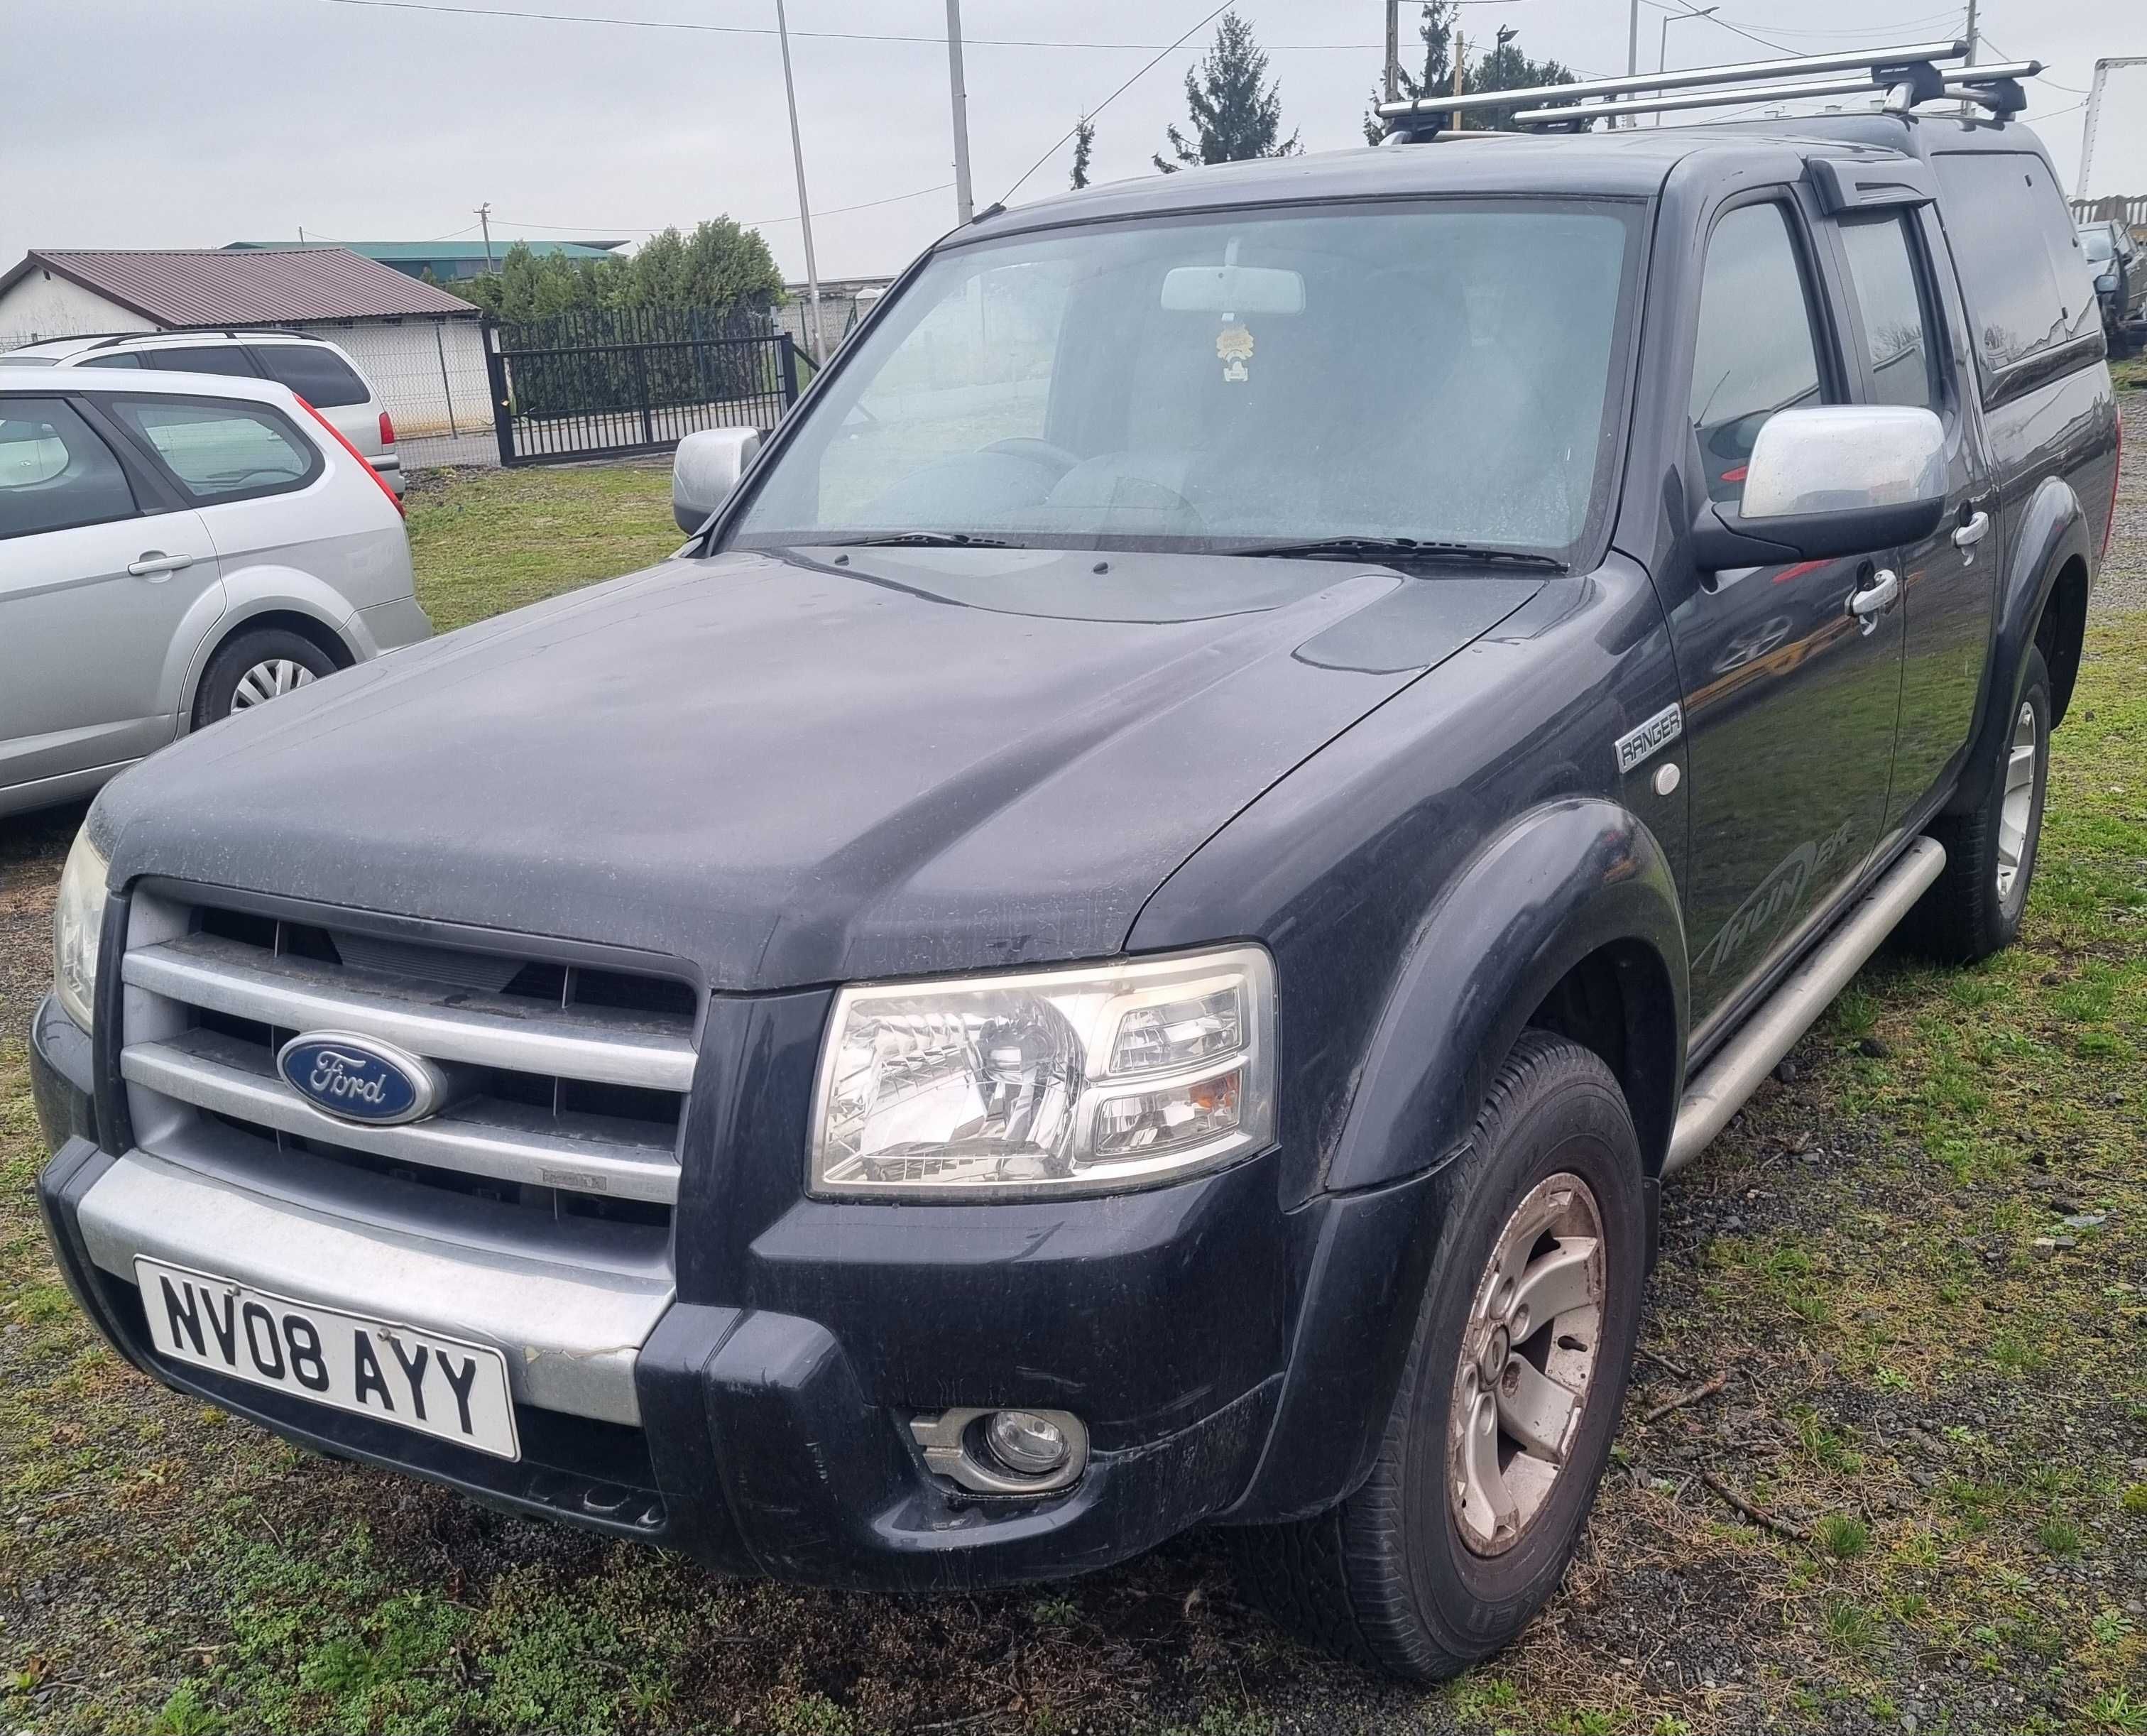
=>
[985,1409,1071,1477]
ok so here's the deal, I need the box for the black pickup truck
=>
[31,53,2119,1679]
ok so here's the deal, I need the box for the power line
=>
[316,0,1493,50]
[998,1,1235,205]
[1639,0,1795,58]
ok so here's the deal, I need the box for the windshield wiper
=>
[1229,536,1566,572]
[818,531,1015,549]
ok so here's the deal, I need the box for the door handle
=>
[1952,511,1991,555]
[128,552,195,579]
[1849,568,1899,635]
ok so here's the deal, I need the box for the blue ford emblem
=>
[277,1032,444,1126]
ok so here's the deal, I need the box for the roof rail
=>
[1379,39,2038,137]
[81,326,317,349]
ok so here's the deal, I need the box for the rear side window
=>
[1837,214,1943,413]
[130,344,262,379]
[104,395,319,503]
[248,343,371,408]
[0,398,138,538]
[1689,202,1828,508]
[74,351,143,369]
[1932,154,2097,381]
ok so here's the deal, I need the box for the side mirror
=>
[1690,405,1947,570]
[673,427,763,535]
[2096,271,2120,295]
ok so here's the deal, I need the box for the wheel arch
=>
[1948,477,2093,815]
[178,595,359,731]
[1323,797,1689,1194]
[1224,799,1688,1524]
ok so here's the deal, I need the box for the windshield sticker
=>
[1217,322,1254,383]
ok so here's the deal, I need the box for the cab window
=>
[1837,214,1944,413]
[1689,202,1828,508]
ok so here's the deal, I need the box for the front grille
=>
[117,888,699,1230]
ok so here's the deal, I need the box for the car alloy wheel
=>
[1994,697,2039,905]
[231,658,319,712]
[1447,1170,1606,1557]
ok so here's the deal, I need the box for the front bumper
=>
[32,990,1443,1588]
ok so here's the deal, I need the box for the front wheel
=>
[1236,1032,1646,1681]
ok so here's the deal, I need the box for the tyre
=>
[1902,645,2050,963]
[1237,1032,1647,1681]
[192,628,339,730]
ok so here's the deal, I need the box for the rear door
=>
[0,395,222,787]
[1663,192,1906,1030]
[1828,205,1997,831]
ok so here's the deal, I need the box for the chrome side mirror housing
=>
[1691,405,1947,569]
[673,427,763,535]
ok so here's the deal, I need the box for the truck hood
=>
[94,547,1539,988]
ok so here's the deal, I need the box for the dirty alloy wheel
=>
[1236,1032,1647,1681]
[192,628,339,730]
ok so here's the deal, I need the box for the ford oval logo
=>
[277,1032,445,1126]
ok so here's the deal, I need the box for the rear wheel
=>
[1903,645,2050,963]
[1236,1032,1646,1681]
[192,628,339,729]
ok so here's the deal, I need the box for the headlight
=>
[809,946,1277,1199]
[53,827,111,1034]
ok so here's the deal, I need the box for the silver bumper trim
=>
[76,1147,670,1425]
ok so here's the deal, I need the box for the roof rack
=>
[1380,40,2041,137]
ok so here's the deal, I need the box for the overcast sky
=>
[4,0,2138,282]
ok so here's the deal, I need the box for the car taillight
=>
[295,394,405,518]
[378,410,395,447]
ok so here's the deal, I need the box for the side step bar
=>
[1666,837,1946,1176]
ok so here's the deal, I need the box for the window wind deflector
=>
[813,531,1017,549]
[1228,536,1566,572]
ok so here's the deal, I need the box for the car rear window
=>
[248,343,371,409]
[104,395,319,503]
[124,345,265,379]
[0,397,138,539]
[2082,229,2115,263]
[1933,153,2099,385]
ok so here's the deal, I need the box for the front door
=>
[1663,195,1906,1031]
[0,395,223,790]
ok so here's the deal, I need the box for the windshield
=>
[2081,228,2115,263]
[729,200,1639,565]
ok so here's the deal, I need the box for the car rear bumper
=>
[31,990,1443,1588]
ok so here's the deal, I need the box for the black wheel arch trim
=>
[1948,476,2092,817]
[1320,796,1689,1196]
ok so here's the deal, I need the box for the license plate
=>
[134,1258,520,1461]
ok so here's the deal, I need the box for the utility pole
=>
[1451,28,1465,132]
[1656,6,1718,126]
[476,204,495,272]
[1625,0,1641,127]
[1959,0,1977,116]
[774,0,826,364]
[1384,0,1400,105]
[946,0,975,224]
[2080,58,2147,198]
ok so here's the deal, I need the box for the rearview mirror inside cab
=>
[1690,404,1947,569]
[673,427,763,535]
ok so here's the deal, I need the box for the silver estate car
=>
[0,368,430,818]
[2,329,406,496]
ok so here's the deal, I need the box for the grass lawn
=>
[404,464,682,633]
[1,463,2143,1735]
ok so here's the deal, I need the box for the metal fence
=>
[2071,194,2147,234]
[485,306,802,466]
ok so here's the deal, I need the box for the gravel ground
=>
[2092,391,2146,618]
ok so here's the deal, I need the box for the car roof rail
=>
[1379,40,2041,138]
[77,327,317,350]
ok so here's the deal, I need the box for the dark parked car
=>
[2081,219,2146,353]
[33,46,2119,1680]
